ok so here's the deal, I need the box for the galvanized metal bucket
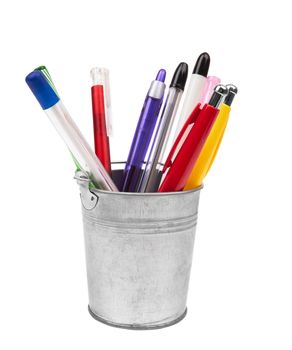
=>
[75,165,201,330]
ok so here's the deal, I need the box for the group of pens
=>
[26,52,237,193]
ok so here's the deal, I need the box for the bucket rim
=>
[92,184,203,196]
[75,162,203,196]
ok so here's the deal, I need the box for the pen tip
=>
[170,62,188,90]
[192,52,210,77]
[156,69,166,82]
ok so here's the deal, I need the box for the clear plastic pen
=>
[26,70,118,191]
[137,63,188,192]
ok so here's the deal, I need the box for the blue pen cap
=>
[25,70,60,110]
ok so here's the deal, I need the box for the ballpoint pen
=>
[122,69,166,192]
[173,52,210,141]
[137,63,188,192]
[90,68,112,175]
[158,85,228,192]
[26,70,118,191]
[184,84,238,190]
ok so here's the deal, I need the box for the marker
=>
[138,62,188,192]
[26,70,118,191]
[122,69,166,192]
[184,84,238,190]
[173,52,210,140]
[158,85,227,192]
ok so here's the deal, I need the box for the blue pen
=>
[122,70,166,192]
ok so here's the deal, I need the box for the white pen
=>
[173,52,210,140]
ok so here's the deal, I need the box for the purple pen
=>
[122,69,166,192]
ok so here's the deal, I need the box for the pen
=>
[200,84,238,177]
[90,68,112,175]
[158,85,227,192]
[184,84,238,190]
[137,62,188,192]
[26,70,118,191]
[122,69,166,192]
[35,66,85,172]
[173,52,210,141]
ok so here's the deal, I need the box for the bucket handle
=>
[74,171,99,210]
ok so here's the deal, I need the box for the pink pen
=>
[200,76,221,105]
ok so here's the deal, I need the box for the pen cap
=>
[148,69,166,99]
[90,67,113,136]
[91,67,109,86]
[193,52,210,77]
[35,66,59,96]
[26,70,60,110]
[200,76,221,105]
[170,63,188,91]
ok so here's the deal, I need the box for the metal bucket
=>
[75,164,201,330]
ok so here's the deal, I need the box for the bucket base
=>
[88,305,187,330]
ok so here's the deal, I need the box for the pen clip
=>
[162,103,202,173]
[103,69,113,137]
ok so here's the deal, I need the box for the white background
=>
[0,0,291,349]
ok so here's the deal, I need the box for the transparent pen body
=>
[45,101,118,191]
[138,87,183,192]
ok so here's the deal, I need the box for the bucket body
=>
[76,168,201,329]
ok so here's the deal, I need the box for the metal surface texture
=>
[77,167,201,329]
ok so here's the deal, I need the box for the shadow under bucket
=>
[76,164,202,330]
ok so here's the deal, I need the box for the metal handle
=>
[74,171,99,210]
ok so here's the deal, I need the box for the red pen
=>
[91,68,112,175]
[158,85,228,192]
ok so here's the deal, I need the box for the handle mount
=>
[74,171,99,210]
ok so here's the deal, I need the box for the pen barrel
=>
[91,85,112,175]
[173,74,206,140]
[159,105,219,192]
[138,88,183,192]
[123,95,163,192]
[46,101,117,191]
[184,104,231,190]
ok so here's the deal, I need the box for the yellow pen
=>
[184,85,238,190]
